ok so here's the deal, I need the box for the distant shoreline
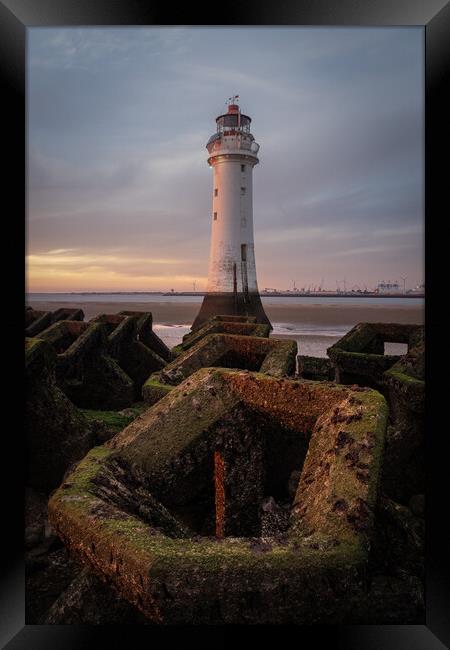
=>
[27,291,424,299]
[27,298,424,327]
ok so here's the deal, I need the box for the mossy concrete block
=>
[297,355,334,381]
[80,403,150,443]
[37,321,134,410]
[145,334,297,406]
[381,341,425,502]
[26,311,53,337]
[25,337,94,493]
[49,369,388,623]
[174,317,270,357]
[383,341,425,416]
[25,307,84,337]
[142,378,175,405]
[44,568,150,624]
[119,310,173,362]
[90,313,166,398]
[327,323,424,389]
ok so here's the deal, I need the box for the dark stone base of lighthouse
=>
[192,291,272,331]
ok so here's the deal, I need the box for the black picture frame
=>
[4,0,449,647]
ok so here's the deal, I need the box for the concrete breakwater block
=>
[49,368,388,624]
[36,320,134,410]
[143,333,297,405]
[172,315,270,357]
[25,337,93,493]
[90,313,166,398]
[327,322,424,390]
[118,310,173,362]
[297,355,334,381]
[382,340,425,502]
[25,306,84,338]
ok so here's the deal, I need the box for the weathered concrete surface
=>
[25,488,54,552]
[297,355,334,381]
[381,340,425,502]
[119,310,172,362]
[371,496,424,581]
[25,307,84,338]
[44,568,151,624]
[327,323,424,389]
[49,369,388,624]
[143,333,297,405]
[347,574,424,624]
[25,309,52,336]
[37,320,134,410]
[25,337,94,492]
[90,313,166,398]
[26,548,80,624]
[80,403,150,445]
[173,315,269,357]
[347,494,425,623]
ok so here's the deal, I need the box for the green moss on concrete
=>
[50,442,366,572]
[116,369,240,474]
[47,369,390,623]
[80,403,149,434]
[260,339,297,377]
[142,377,175,404]
[25,336,56,372]
[290,386,388,553]
[384,368,424,386]
[154,334,297,391]
[51,445,112,498]
[171,344,184,358]
[331,350,399,363]
[25,337,42,353]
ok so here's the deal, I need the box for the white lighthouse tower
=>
[192,98,271,330]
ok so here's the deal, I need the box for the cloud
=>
[27,27,424,291]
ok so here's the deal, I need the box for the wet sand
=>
[28,299,423,358]
[27,299,424,328]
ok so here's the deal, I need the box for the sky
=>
[27,27,424,293]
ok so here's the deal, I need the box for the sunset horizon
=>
[27,27,424,294]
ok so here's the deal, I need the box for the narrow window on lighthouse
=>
[241,164,245,173]
[213,212,217,221]
[241,187,246,195]
[214,188,218,197]
[241,244,247,261]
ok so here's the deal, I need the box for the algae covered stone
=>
[26,337,93,492]
[49,368,388,624]
[143,333,297,405]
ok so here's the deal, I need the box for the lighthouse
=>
[192,98,272,330]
